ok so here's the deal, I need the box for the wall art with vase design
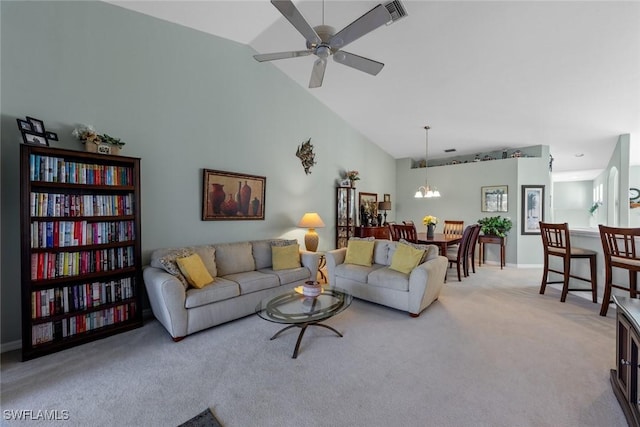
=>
[202,169,266,221]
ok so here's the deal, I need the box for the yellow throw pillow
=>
[389,243,425,274]
[344,240,375,267]
[272,244,301,271]
[176,253,214,289]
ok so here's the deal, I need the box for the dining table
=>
[417,232,463,255]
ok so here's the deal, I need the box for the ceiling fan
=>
[254,0,404,88]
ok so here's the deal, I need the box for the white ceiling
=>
[108,1,640,180]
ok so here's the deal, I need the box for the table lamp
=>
[378,201,392,225]
[297,212,325,252]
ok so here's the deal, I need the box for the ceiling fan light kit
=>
[254,0,407,88]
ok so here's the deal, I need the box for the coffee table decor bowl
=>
[256,287,352,358]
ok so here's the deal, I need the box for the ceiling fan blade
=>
[253,50,312,62]
[271,0,321,46]
[334,51,385,76]
[329,4,392,50]
[309,58,327,88]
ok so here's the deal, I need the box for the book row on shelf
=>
[32,302,137,346]
[30,154,133,186]
[30,192,134,217]
[31,247,135,280]
[31,277,135,319]
[31,220,135,249]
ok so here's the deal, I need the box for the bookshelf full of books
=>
[20,144,143,360]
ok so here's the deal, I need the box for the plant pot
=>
[85,143,120,155]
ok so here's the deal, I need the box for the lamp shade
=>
[297,213,325,229]
[378,201,392,211]
[297,213,325,252]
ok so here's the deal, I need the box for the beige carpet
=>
[0,266,626,426]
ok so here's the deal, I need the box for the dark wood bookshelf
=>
[20,144,143,360]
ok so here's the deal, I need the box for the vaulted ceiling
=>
[108,1,640,181]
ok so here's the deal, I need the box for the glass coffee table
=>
[256,287,352,359]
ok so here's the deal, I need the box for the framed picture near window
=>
[383,193,391,203]
[202,169,266,221]
[481,185,508,212]
[521,185,545,235]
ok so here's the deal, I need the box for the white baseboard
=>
[1,339,21,353]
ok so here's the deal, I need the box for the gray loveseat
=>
[143,239,319,340]
[325,239,447,316]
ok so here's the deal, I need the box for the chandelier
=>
[414,125,441,198]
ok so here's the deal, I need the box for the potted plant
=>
[477,215,512,237]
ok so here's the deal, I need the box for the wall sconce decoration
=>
[296,138,316,175]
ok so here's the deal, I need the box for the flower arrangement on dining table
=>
[423,215,439,226]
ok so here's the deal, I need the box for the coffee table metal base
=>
[270,322,343,359]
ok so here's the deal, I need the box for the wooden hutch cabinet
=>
[20,145,143,360]
[336,186,357,249]
[612,296,640,427]
[355,226,390,240]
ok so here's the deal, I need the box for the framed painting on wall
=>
[481,185,508,212]
[358,192,378,225]
[202,169,266,221]
[521,185,545,234]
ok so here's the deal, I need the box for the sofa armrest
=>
[300,250,320,281]
[325,248,347,287]
[407,255,448,315]
[143,266,188,340]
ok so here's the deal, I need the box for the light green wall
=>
[0,1,395,346]
[552,181,592,226]
[592,134,631,227]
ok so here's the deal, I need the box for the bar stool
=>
[598,225,640,316]
[539,222,597,303]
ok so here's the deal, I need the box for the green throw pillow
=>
[345,240,375,267]
[389,243,425,274]
[272,244,301,271]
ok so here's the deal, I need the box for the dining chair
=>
[463,224,481,276]
[388,223,418,243]
[442,220,464,252]
[402,220,415,226]
[443,220,464,236]
[538,222,597,304]
[445,225,476,282]
[598,225,640,316]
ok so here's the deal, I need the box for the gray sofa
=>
[143,239,319,340]
[325,239,447,316]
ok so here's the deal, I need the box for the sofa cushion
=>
[252,239,297,270]
[184,277,240,309]
[215,242,255,276]
[150,247,192,288]
[176,253,214,288]
[335,263,384,283]
[345,239,375,267]
[272,244,301,270]
[368,267,410,292]
[373,240,391,265]
[223,271,279,294]
[389,243,425,274]
[150,245,217,289]
[395,240,438,264]
[259,266,309,285]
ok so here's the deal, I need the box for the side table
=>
[478,235,505,269]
